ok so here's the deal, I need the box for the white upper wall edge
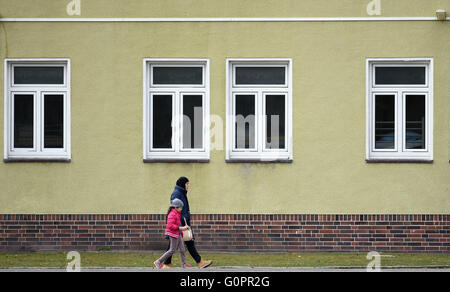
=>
[0,17,449,22]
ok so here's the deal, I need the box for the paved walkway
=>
[1,266,449,272]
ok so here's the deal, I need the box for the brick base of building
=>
[0,214,448,253]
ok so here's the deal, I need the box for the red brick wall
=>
[0,214,448,253]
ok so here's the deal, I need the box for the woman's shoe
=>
[197,260,213,268]
[162,264,175,269]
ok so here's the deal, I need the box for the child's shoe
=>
[153,260,162,269]
[182,263,191,268]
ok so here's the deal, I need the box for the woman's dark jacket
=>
[170,185,191,226]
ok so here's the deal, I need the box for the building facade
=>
[0,0,449,252]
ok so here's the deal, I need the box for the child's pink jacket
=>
[165,208,183,238]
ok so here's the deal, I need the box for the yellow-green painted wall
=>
[0,0,449,214]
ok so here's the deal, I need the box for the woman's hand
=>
[180,226,190,231]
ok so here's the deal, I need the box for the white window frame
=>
[143,59,210,162]
[4,59,71,162]
[366,58,433,162]
[226,58,293,162]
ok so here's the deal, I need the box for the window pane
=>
[183,95,203,149]
[14,66,64,84]
[153,67,203,85]
[235,67,285,85]
[44,95,64,148]
[375,95,395,149]
[235,95,255,149]
[14,94,34,148]
[375,67,426,85]
[265,95,286,149]
[152,95,173,149]
[405,95,426,150]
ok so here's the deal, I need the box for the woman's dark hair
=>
[176,177,189,189]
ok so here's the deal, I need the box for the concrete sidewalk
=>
[1,266,449,272]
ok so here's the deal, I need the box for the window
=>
[143,59,209,161]
[226,59,292,162]
[366,59,433,162]
[4,59,70,161]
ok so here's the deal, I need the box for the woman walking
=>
[154,199,190,269]
[163,177,212,269]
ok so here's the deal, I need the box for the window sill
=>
[366,159,433,164]
[227,151,292,163]
[143,158,209,163]
[4,157,71,163]
[226,158,293,163]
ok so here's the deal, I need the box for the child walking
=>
[154,198,190,269]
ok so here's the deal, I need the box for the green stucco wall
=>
[0,0,449,214]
